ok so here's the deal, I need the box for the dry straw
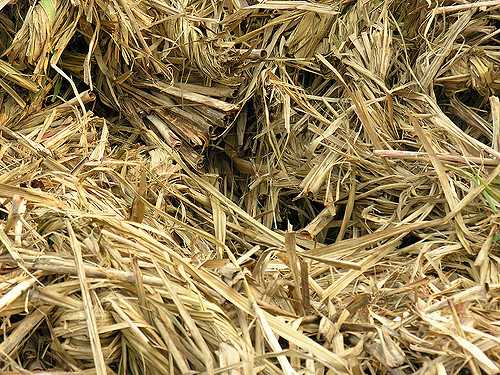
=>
[0,0,499,374]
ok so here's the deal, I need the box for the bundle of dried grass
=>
[0,0,499,374]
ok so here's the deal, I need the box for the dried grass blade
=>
[66,220,107,375]
[490,96,499,152]
[285,230,303,315]
[253,302,297,375]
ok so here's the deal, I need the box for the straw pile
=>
[0,0,499,374]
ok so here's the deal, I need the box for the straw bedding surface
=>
[0,0,499,374]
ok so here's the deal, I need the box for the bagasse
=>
[0,0,499,374]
